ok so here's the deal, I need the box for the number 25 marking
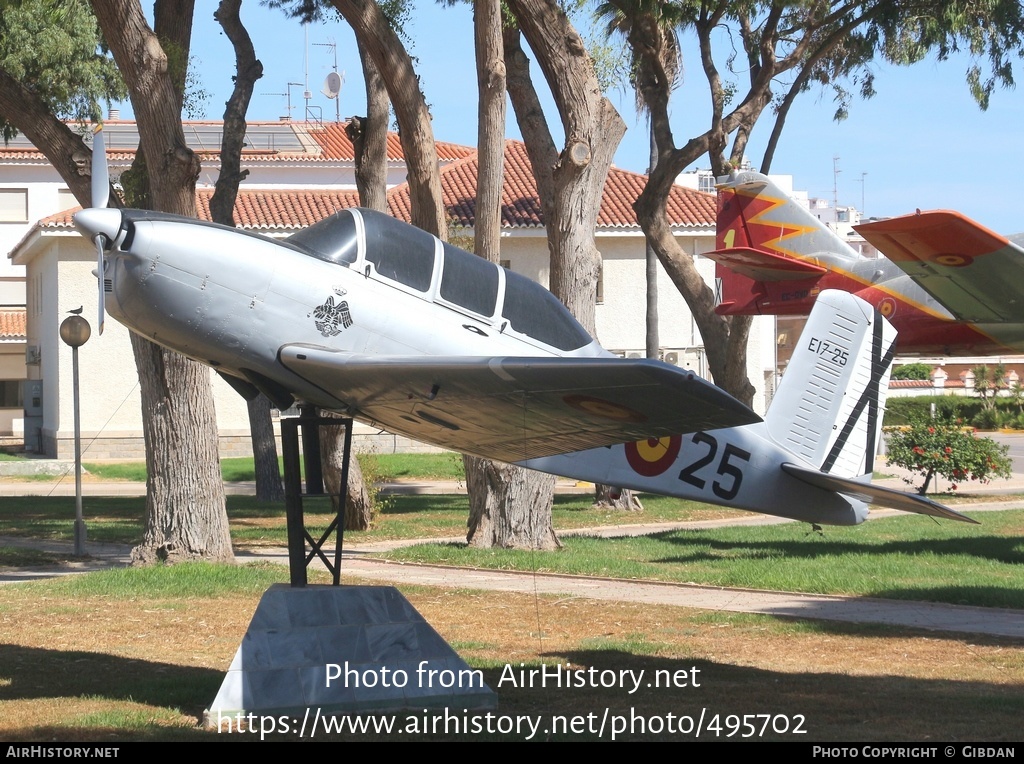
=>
[678,433,751,500]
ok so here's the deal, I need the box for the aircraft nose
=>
[73,208,123,247]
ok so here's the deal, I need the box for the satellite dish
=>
[322,71,343,100]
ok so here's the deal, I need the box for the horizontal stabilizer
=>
[705,246,827,282]
[856,211,1024,322]
[782,463,978,524]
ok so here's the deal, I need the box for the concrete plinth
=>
[205,584,496,727]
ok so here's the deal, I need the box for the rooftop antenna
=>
[262,82,304,121]
[303,24,312,121]
[832,155,841,211]
[856,172,867,216]
[315,40,342,123]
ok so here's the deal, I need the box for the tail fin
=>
[767,289,976,523]
[710,171,863,316]
[765,289,895,479]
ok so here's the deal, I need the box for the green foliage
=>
[884,396,972,426]
[886,415,1012,494]
[972,363,1007,409]
[0,0,124,139]
[891,362,932,380]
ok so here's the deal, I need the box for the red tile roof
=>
[196,189,363,229]
[0,120,474,165]
[388,140,715,229]
[34,139,715,231]
[0,310,26,340]
[306,122,475,162]
[889,380,933,389]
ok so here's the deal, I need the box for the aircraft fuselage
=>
[103,208,605,413]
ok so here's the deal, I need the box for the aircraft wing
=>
[855,211,1024,322]
[279,346,761,463]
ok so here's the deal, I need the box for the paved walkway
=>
[3,501,1024,640]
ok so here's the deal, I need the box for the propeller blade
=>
[95,236,105,335]
[91,125,109,210]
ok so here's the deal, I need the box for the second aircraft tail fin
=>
[709,171,865,316]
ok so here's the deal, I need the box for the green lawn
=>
[383,509,1024,609]
[80,452,466,483]
[0,492,736,546]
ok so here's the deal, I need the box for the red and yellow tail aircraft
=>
[709,171,1024,356]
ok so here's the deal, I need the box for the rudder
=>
[765,289,896,479]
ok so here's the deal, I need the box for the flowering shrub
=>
[886,416,1013,495]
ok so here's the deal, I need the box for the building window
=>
[697,172,716,194]
[57,188,78,211]
[0,380,22,408]
[0,189,28,223]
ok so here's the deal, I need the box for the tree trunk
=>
[634,167,756,405]
[320,414,372,531]
[645,124,659,360]
[247,395,283,501]
[593,484,643,511]
[129,334,233,563]
[346,35,389,211]
[466,456,559,550]
[464,0,557,549]
[329,0,446,239]
[320,43,393,528]
[0,70,109,208]
[209,0,283,501]
[506,0,638,510]
[91,0,234,564]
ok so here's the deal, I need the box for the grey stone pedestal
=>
[205,584,496,728]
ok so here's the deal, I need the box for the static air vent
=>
[104,279,113,293]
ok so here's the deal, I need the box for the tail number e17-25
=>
[677,433,751,500]
[807,337,849,367]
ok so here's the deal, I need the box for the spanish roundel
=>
[625,435,682,477]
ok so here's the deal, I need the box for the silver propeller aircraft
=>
[73,128,970,526]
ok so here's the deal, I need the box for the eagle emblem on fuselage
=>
[311,292,353,337]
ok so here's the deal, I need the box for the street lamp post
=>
[59,314,90,556]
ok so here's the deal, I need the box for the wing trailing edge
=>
[279,347,761,463]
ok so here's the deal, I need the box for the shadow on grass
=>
[0,643,222,740]
[520,649,1024,741]
[651,531,1024,567]
[5,644,1022,741]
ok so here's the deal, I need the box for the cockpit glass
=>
[287,210,359,266]
[501,269,592,350]
[440,242,499,316]
[360,209,436,292]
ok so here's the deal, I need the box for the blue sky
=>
[152,2,1022,233]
